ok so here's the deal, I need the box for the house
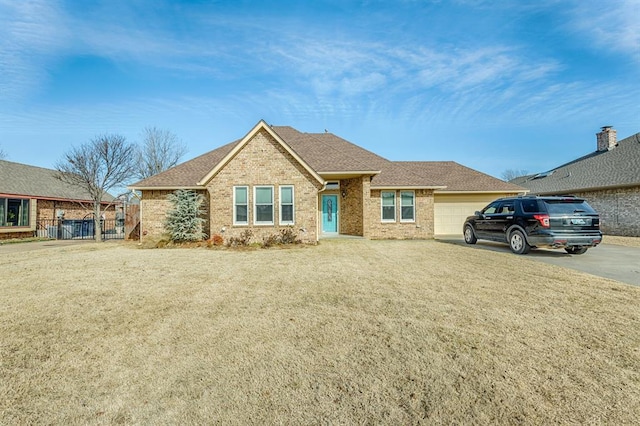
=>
[130,120,526,243]
[511,126,640,236]
[0,159,118,240]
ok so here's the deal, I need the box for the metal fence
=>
[36,218,125,240]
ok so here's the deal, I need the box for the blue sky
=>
[1,0,638,179]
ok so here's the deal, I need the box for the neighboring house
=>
[130,121,525,243]
[0,160,118,240]
[511,126,640,236]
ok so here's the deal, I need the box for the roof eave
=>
[128,186,205,191]
[435,189,529,194]
[371,185,448,190]
[319,170,381,179]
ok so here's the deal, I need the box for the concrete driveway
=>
[438,236,640,287]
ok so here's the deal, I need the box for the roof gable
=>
[197,121,324,186]
[512,132,640,194]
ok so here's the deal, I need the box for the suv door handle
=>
[506,216,513,219]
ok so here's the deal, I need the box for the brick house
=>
[511,127,640,236]
[130,121,525,243]
[0,159,118,240]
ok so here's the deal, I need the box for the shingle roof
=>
[399,161,526,192]
[130,140,239,188]
[0,160,115,202]
[271,127,444,187]
[129,122,525,192]
[511,132,640,194]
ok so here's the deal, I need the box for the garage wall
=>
[434,193,519,235]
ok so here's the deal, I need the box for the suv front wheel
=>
[464,225,477,244]
[509,229,530,254]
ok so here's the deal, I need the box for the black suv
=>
[463,196,602,254]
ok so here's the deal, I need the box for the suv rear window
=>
[543,200,596,215]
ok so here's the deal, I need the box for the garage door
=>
[433,194,509,236]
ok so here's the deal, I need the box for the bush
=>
[261,233,280,248]
[279,227,301,245]
[226,229,253,247]
[207,234,224,247]
[261,227,301,248]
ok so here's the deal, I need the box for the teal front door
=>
[322,195,338,233]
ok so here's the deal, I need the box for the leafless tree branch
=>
[136,127,187,179]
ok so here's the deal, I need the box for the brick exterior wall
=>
[207,128,322,244]
[339,177,365,236]
[573,186,640,236]
[365,189,435,239]
[35,199,116,221]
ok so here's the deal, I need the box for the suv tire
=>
[464,225,477,244]
[509,229,530,254]
[565,247,588,255]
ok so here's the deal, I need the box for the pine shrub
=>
[164,190,207,242]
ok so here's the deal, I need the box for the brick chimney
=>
[596,126,617,151]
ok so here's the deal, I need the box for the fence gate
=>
[36,217,125,240]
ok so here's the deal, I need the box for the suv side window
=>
[521,199,540,213]
[497,202,515,214]
[482,202,500,215]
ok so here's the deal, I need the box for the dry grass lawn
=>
[1,239,639,424]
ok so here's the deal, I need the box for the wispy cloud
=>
[0,0,71,100]
[566,0,640,61]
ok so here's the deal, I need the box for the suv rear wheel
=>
[565,246,588,255]
[464,225,477,244]
[509,229,530,254]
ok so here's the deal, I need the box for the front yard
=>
[1,239,638,424]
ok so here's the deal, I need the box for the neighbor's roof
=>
[511,132,640,194]
[130,122,519,191]
[399,161,526,192]
[0,160,116,202]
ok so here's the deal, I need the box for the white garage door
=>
[433,194,508,236]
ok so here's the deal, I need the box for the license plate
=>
[570,218,590,225]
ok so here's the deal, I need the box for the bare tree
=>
[0,146,7,160]
[501,169,529,181]
[55,134,137,242]
[136,127,187,179]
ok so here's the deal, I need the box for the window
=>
[254,186,274,225]
[521,200,540,213]
[482,202,500,215]
[400,191,415,222]
[233,186,248,225]
[0,198,30,227]
[381,191,396,222]
[279,186,294,225]
[498,202,515,214]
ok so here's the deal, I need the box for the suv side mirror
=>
[475,211,482,217]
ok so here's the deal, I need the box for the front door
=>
[322,195,338,233]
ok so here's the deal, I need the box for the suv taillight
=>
[534,214,550,228]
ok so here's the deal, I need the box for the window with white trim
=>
[381,191,396,222]
[279,186,294,225]
[254,186,274,225]
[400,191,415,222]
[233,186,248,225]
